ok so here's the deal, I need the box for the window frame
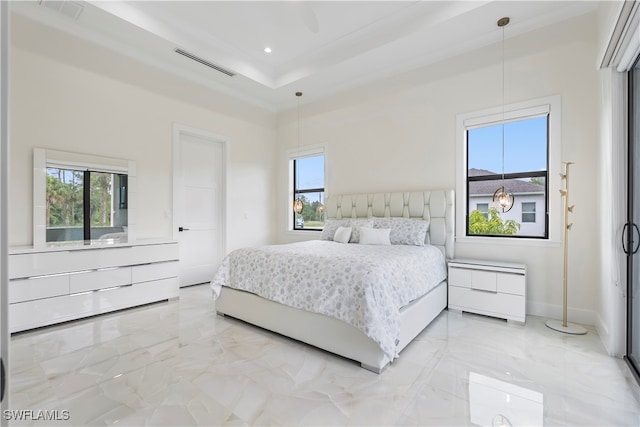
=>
[465,114,549,239]
[287,145,326,232]
[33,148,135,245]
[45,166,127,242]
[456,95,562,245]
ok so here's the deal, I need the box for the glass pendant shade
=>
[492,186,514,213]
[293,198,303,214]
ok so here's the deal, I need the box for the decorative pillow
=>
[320,218,373,243]
[348,218,374,243]
[373,217,429,246]
[359,227,391,245]
[333,226,352,244]
[320,219,348,241]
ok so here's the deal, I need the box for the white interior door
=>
[173,126,226,287]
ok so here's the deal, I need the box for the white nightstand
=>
[448,258,526,324]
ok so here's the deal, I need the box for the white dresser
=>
[9,239,179,332]
[448,259,526,324]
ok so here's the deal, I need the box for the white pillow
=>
[333,226,352,244]
[359,227,391,245]
[320,218,374,243]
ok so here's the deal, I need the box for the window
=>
[292,152,325,231]
[462,102,553,239]
[522,202,536,223]
[46,167,128,242]
[476,203,489,219]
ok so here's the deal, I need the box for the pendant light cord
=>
[296,91,302,191]
[501,19,506,183]
[297,93,301,154]
[497,17,510,185]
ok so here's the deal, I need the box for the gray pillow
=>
[373,217,429,246]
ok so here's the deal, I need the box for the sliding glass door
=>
[626,57,640,383]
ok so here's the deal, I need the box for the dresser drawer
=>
[9,275,69,303]
[132,261,178,284]
[130,243,179,264]
[69,267,132,293]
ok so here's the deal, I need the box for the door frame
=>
[627,61,640,384]
[0,0,8,418]
[172,124,228,276]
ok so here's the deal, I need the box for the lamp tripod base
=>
[545,319,587,335]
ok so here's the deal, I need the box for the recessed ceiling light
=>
[264,47,272,54]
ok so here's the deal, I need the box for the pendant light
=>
[293,91,304,214]
[492,17,514,214]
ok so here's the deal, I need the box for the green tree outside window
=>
[468,208,521,235]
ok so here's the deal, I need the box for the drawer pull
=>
[471,287,497,294]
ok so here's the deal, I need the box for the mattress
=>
[211,240,447,359]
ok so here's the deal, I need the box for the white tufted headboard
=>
[324,190,455,259]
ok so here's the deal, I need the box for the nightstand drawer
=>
[471,270,497,292]
[449,286,525,322]
[497,273,525,296]
[448,267,472,288]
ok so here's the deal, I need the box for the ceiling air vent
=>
[39,0,84,21]
[174,48,235,77]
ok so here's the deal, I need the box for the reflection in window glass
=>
[46,167,128,242]
[46,167,84,241]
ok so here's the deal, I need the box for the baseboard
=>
[595,312,612,353]
[527,300,596,327]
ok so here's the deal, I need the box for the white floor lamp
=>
[545,162,587,335]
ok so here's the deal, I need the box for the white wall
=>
[9,14,277,253]
[276,12,601,324]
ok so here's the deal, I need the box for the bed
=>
[211,189,454,373]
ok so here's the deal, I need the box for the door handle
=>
[178,227,190,232]
[623,222,629,255]
[1,357,5,403]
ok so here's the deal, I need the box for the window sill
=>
[455,235,561,248]
[286,229,322,236]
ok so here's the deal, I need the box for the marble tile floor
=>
[6,284,640,426]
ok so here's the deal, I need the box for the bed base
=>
[215,280,447,373]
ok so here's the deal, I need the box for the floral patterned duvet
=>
[210,240,447,359]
